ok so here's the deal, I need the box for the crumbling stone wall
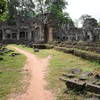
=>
[0,14,100,43]
[55,17,100,42]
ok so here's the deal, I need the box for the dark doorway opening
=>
[12,33,17,40]
[44,24,48,42]
[7,34,11,39]
[31,31,34,41]
[0,30,2,40]
[20,32,25,40]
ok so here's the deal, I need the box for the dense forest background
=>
[0,0,73,23]
[0,0,100,27]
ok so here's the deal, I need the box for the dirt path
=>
[8,47,54,100]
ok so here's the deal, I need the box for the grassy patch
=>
[46,50,100,100]
[0,46,26,100]
[12,44,51,58]
[13,45,100,100]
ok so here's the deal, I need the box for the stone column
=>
[48,26,53,42]
[2,29,5,40]
[17,30,20,40]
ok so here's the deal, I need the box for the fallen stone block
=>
[71,68,82,74]
[87,97,100,100]
[86,83,100,94]
[79,76,88,81]
[82,72,93,77]
[63,74,76,78]
[34,49,39,52]
[94,82,100,86]
[9,53,20,57]
[66,79,86,91]
[95,74,100,79]
[65,79,100,94]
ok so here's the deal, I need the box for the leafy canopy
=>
[0,0,7,21]
[0,0,7,15]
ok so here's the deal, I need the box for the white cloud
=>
[66,0,100,21]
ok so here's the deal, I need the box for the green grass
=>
[46,50,100,100]
[13,45,100,100]
[12,44,51,58]
[0,46,26,100]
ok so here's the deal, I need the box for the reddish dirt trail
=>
[8,47,54,100]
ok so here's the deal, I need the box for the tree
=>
[47,0,72,24]
[34,0,69,23]
[0,0,7,21]
[19,0,35,17]
[0,0,7,15]
[45,0,71,24]
[8,0,35,19]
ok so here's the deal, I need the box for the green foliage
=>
[47,0,73,24]
[0,0,7,15]
[35,0,46,14]
[0,0,73,25]
[0,0,7,21]
[35,0,72,24]
[7,0,35,19]
[0,11,8,21]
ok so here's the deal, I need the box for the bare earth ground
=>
[8,47,54,100]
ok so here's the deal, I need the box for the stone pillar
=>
[17,30,20,40]
[2,29,5,40]
[76,34,78,41]
[48,26,53,42]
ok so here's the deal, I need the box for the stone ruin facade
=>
[56,18,100,42]
[0,13,55,43]
[0,13,100,43]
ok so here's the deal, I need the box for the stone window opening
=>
[57,37,60,40]
[20,32,26,40]
[63,37,66,40]
[66,37,68,40]
[12,33,17,39]
[7,34,11,39]
[87,35,90,39]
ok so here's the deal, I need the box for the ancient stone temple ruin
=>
[0,13,100,43]
[0,13,55,43]
[56,18,100,42]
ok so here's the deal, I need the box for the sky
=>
[66,0,100,21]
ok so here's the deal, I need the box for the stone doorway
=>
[44,24,53,42]
[7,34,11,39]
[31,31,35,41]
[86,31,93,42]
[0,30,3,40]
[20,32,26,40]
[12,33,17,40]
[44,24,48,42]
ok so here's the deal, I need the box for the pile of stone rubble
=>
[60,68,100,98]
